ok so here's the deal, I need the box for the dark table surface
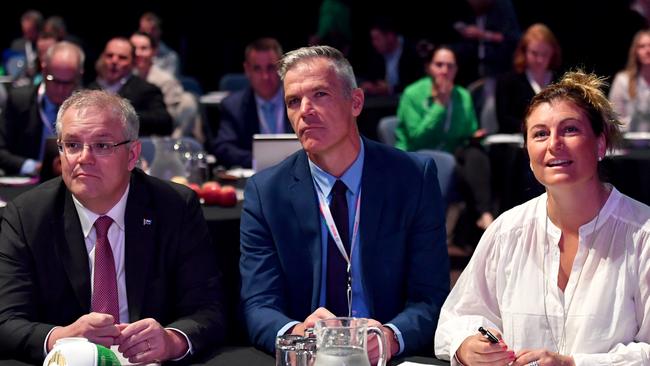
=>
[0,346,450,365]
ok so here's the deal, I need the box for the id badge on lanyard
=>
[315,184,361,317]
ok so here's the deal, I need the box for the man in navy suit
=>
[0,90,223,363]
[240,45,450,363]
[89,37,173,136]
[0,41,83,176]
[211,38,291,168]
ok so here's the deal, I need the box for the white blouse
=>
[609,72,650,132]
[435,187,650,366]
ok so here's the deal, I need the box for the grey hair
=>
[277,45,357,97]
[56,89,139,141]
[45,41,86,74]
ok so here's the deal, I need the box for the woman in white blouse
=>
[609,29,650,132]
[435,70,650,366]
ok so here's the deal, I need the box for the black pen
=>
[478,326,499,343]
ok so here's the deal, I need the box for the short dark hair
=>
[131,30,158,50]
[244,38,283,61]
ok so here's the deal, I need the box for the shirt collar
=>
[254,88,284,108]
[97,74,132,94]
[72,184,130,238]
[308,138,364,198]
[384,36,404,62]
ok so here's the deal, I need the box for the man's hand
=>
[115,318,188,364]
[290,307,336,336]
[47,313,120,351]
[366,319,399,365]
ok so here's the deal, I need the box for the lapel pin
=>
[143,218,152,226]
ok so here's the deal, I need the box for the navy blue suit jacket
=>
[240,137,450,355]
[211,87,290,168]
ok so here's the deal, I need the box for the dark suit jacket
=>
[363,39,424,94]
[89,76,173,136]
[495,71,536,134]
[495,71,558,134]
[240,137,450,354]
[0,84,44,174]
[0,169,224,363]
[211,87,290,168]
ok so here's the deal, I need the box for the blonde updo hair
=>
[523,70,623,151]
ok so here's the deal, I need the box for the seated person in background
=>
[396,45,494,230]
[359,17,424,96]
[609,29,650,132]
[496,23,562,134]
[0,90,225,364]
[9,9,43,84]
[139,12,180,77]
[89,37,173,136]
[240,45,449,364]
[0,41,83,176]
[211,38,291,168]
[130,31,202,141]
[435,71,650,365]
[451,0,520,85]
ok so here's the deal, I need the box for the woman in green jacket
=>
[396,45,494,231]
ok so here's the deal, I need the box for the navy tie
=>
[326,180,350,316]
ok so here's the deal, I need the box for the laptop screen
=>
[252,133,302,172]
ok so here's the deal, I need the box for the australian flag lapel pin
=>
[143,218,152,226]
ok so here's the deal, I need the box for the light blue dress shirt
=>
[277,139,404,354]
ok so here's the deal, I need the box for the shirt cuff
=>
[20,159,38,176]
[43,326,60,356]
[165,327,193,361]
[384,323,404,356]
[277,321,301,338]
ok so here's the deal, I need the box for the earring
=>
[598,156,603,162]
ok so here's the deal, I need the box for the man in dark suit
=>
[0,90,224,364]
[359,17,425,96]
[211,38,291,168]
[0,41,83,176]
[240,46,449,364]
[89,37,173,136]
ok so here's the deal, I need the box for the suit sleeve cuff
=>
[166,327,193,360]
[43,326,59,356]
[384,323,404,356]
[21,159,38,176]
[277,321,301,338]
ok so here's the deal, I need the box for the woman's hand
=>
[455,328,515,366]
[512,349,575,366]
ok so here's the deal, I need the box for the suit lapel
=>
[58,191,92,311]
[123,172,156,321]
[359,139,385,246]
[244,89,261,135]
[288,153,322,307]
[358,139,386,313]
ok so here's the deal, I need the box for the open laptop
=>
[252,133,302,172]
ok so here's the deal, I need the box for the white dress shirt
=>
[435,187,650,366]
[73,186,131,324]
[44,185,192,359]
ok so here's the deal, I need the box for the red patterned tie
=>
[91,215,119,323]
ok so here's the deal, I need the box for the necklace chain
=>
[542,200,602,355]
